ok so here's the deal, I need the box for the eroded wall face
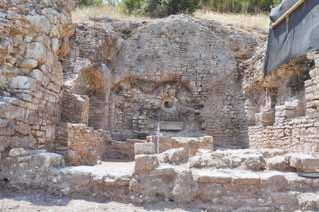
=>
[64,16,251,148]
[0,0,73,157]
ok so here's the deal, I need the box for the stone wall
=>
[248,53,319,154]
[61,89,89,125]
[65,124,111,165]
[63,16,257,148]
[0,0,74,161]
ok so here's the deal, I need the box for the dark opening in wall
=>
[164,100,174,109]
[288,69,310,97]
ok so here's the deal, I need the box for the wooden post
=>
[272,0,305,28]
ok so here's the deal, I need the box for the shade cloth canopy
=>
[264,0,319,75]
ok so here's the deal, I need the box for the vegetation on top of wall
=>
[119,0,281,17]
[120,0,200,17]
[76,0,281,20]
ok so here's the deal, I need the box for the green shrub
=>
[79,0,103,6]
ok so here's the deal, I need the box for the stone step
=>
[192,168,319,192]
[131,162,319,210]
[57,162,134,201]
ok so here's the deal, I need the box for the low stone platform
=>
[2,147,319,211]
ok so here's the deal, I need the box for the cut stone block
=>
[147,135,214,155]
[61,90,89,125]
[134,155,159,174]
[160,121,184,131]
[290,154,319,173]
[134,142,155,155]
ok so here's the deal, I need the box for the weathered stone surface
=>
[134,155,159,174]
[61,89,89,125]
[0,0,73,159]
[290,154,319,173]
[172,171,198,203]
[19,59,38,70]
[189,149,266,171]
[66,124,110,166]
[134,142,155,155]
[26,15,51,34]
[147,135,214,156]
[8,148,29,157]
[158,148,188,165]
[26,42,48,64]
[10,76,36,90]
[266,155,291,171]
[104,139,146,161]
[64,15,257,148]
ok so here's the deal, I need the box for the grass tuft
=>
[194,10,270,31]
[72,5,150,23]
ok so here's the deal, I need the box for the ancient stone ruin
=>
[1,0,319,211]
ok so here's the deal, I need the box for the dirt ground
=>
[0,190,203,212]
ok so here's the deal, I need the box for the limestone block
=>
[31,69,44,81]
[134,155,159,174]
[158,148,188,165]
[259,171,289,191]
[147,136,173,153]
[256,109,275,126]
[61,90,89,124]
[32,152,64,169]
[171,136,214,156]
[10,76,36,90]
[134,142,155,155]
[8,148,29,157]
[26,42,47,64]
[26,15,51,34]
[290,154,319,173]
[51,38,60,52]
[147,135,213,156]
[19,59,38,70]
[266,155,290,171]
[172,171,198,203]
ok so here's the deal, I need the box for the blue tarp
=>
[264,0,319,74]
